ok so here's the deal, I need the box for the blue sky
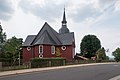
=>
[0,0,120,57]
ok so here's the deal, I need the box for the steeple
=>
[62,8,67,25]
[59,8,69,34]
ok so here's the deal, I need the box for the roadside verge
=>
[0,62,116,77]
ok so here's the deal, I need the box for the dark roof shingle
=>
[23,22,75,47]
[22,35,36,46]
[59,32,75,45]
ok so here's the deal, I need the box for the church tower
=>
[59,8,70,34]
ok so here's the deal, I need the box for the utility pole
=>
[19,52,20,67]
[18,48,22,67]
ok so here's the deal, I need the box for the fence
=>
[0,58,28,71]
[30,58,66,68]
[0,58,112,71]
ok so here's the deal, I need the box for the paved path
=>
[0,63,120,80]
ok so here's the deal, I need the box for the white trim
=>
[27,47,31,51]
[39,45,43,54]
[39,54,43,58]
[61,46,66,50]
[51,46,55,54]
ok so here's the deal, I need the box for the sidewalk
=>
[0,62,115,77]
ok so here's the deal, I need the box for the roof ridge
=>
[31,22,61,45]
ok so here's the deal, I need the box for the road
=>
[0,63,120,80]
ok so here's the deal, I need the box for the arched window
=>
[51,46,55,54]
[39,45,43,54]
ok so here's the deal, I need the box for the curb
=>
[0,62,116,77]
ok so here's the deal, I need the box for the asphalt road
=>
[0,63,120,80]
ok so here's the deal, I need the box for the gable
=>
[31,22,61,45]
[34,30,57,45]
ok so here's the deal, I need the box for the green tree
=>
[96,47,107,60]
[112,48,120,62]
[80,34,101,58]
[3,36,23,60]
[0,23,6,57]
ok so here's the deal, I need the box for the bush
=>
[30,58,66,68]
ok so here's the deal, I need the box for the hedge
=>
[30,58,66,68]
[0,58,20,66]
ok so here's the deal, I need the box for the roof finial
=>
[64,5,65,11]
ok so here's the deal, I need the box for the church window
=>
[39,45,43,54]
[27,47,31,51]
[61,46,66,50]
[51,46,55,54]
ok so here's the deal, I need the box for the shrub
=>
[30,58,66,68]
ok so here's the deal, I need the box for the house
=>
[22,9,75,62]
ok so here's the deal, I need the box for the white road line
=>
[109,75,120,80]
[113,65,119,67]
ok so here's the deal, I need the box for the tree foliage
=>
[3,36,23,59]
[0,24,6,56]
[112,48,120,62]
[80,34,101,58]
[96,47,107,60]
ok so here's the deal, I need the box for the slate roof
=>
[23,22,75,47]
[22,35,36,46]
[59,32,75,45]
[59,25,70,34]
[31,22,61,45]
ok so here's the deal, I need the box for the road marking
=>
[113,65,119,67]
[109,75,120,80]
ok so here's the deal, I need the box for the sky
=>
[0,0,120,57]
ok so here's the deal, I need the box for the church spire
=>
[62,8,67,25]
[59,8,70,34]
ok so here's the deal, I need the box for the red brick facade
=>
[23,45,75,62]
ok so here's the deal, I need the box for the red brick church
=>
[22,9,75,62]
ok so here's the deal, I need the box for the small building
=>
[22,9,75,62]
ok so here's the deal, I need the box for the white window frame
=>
[39,45,43,54]
[27,47,31,51]
[51,46,55,54]
[61,46,66,50]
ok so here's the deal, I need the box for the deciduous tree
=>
[96,47,107,60]
[80,34,101,58]
[112,48,120,62]
[4,36,23,60]
[0,23,6,57]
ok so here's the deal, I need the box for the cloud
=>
[19,0,67,22]
[69,0,117,23]
[69,4,102,22]
[90,0,120,28]
[0,0,14,21]
[18,0,120,30]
